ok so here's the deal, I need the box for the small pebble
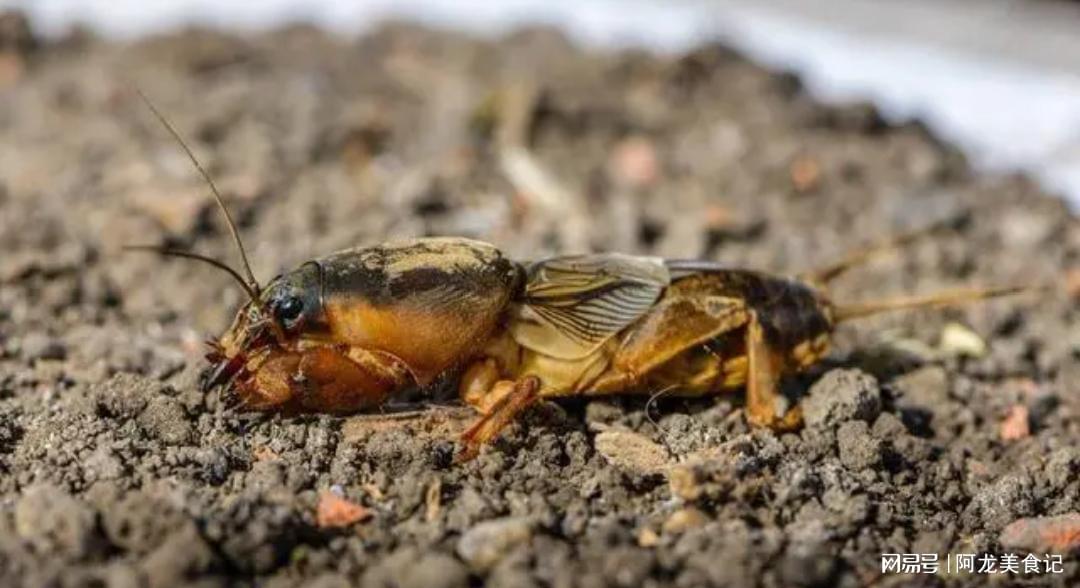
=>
[1000,405,1030,441]
[892,365,950,408]
[594,430,670,473]
[662,508,708,534]
[608,135,659,189]
[667,465,701,501]
[316,491,371,528]
[967,474,1035,531]
[1000,513,1080,553]
[457,516,533,572]
[637,527,660,547]
[137,398,193,445]
[837,421,882,470]
[939,322,988,358]
[802,369,881,430]
[789,153,821,193]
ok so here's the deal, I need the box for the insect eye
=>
[274,296,304,324]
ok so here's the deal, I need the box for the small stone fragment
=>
[84,446,125,482]
[637,527,660,547]
[703,203,737,231]
[789,153,821,193]
[939,322,988,358]
[137,398,193,445]
[608,135,659,189]
[425,478,442,523]
[892,434,933,465]
[456,516,533,572]
[871,412,908,439]
[667,465,701,501]
[892,365,950,409]
[594,430,670,473]
[1000,513,1080,553]
[1000,405,1030,441]
[966,474,1035,531]
[802,369,881,429]
[836,421,882,470]
[316,491,371,528]
[662,508,709,534]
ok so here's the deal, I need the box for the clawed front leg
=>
[232,345,409,414]
[233,351,300,410]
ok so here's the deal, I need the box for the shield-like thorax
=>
[316,238,523,384]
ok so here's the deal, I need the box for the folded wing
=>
[511,254,671,359]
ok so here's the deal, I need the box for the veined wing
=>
[511,253,670,359]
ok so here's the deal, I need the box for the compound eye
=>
[274,296,304,324]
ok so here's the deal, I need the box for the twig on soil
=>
[494,82,590,252]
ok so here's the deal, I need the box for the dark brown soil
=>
[1,14,1079,588]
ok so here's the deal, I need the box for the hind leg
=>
[588,293,748,394]
[745,312,801,430]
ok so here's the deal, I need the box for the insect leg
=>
[745,312,801,430]
[238,352,301,410]
[459,358,504,413]
[291,346,407,413]
[593,294,747,393]
[456,375,541,462]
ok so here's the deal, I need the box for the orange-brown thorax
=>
[212,237,523,401]
[323,296,504,385]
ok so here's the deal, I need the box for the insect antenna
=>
[134,89,261,297]
[832,284,1035,323]
[123,245,260,301]
[805,215,964,285]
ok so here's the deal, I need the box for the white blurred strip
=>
[6,0,1080,208]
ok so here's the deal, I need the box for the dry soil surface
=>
[1,13,1079,588]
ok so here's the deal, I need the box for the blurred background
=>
[7,0,1080,209]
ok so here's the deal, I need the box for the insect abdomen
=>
[670,270,833,368]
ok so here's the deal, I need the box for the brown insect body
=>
[133,94,1029,460]
[208,235,842,432]
[197,237,1026,459]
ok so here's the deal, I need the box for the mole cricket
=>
[130,94,1030,461]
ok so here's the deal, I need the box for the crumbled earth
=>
[1,13,1079,588]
